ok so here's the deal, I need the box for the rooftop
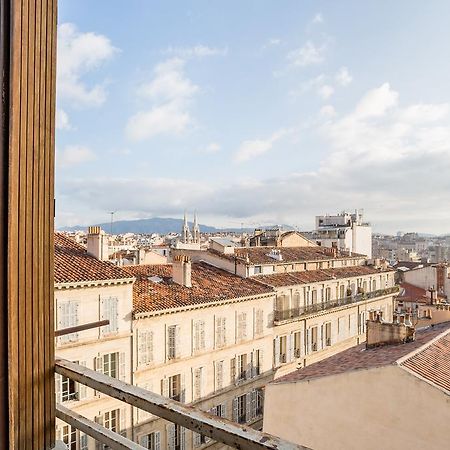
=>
[399,282,447,303]
[273,322,450,386]
[125,262,273,315]
[257,265,392,288]
[208,246,365,265]
[54,233,132,285]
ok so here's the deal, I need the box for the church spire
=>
[192,212,200,244]
[182,211,191,243]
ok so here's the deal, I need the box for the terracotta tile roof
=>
[399,283,446,304]
[54,233,132,284]
[208,246,365,265]
[257,266,392,288]
[273,322,450,385]
[401,332,450,392]
[125,262,274,315]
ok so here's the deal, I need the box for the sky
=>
[56,0,450,234]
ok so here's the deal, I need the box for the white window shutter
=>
[287,334,294,362]
[167,424,175,450]
[181,373,186,403]
[200,321,205,350]
[180,427,186,450]
[138,331,145,366]
[306,329,311,354]
[193,433,201,448]
[95,414,103,426]
[120,407,126,437]
[140,435,149,448]
[274,337,280,366]
[232,398,238,422]
[245,392,251,423]
[222,403,227,418]
[175,325,181,358]
[55,373,62,404]
[251,389,257,420]
[259,350,264,375]
[119,352,126,381]
[161,378,169,397]
[201,366,207,398]
[320,325,324,349]
[80,433,89,450]
[230,357,236,383]
[154,431,161,450]
[78,361,87,399]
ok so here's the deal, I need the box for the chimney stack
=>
[366,316,415,349]
[87,226,109,261]
[172,255,192,287]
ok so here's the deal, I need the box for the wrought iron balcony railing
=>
[274,286,400,323]
[55,358,309,450]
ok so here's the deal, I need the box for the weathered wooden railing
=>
[55,358,310,450]
[274,286,400,323]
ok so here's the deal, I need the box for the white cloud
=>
[320,105,336,118]
[57,145,96,168]
[199,142,221,154]
[335,67,353,86]
[57,23,118,107]
[56,108,71,130]
[318,84,334,100]
[312,13,324,24]
[126,58,198,141]
[268,38,282,46]
[164,45,228,58]
[355,83,399,118]
[234,129,288,163]
[287,41,326,67]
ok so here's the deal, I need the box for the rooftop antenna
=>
[109,211,116,235]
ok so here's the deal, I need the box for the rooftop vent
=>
[267,249,283,261]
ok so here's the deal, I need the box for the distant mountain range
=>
[59,217,261,235]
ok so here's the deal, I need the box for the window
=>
[95,352,125,381]
[193,367,204,401]
[339,284,345,298]
[253,349,263,376]
[61,424,76,450]
[162,374,185,402]
[167,325,180,360]
[311,290,317,304]
[100,296,119,335]
[237,354,248,381]
[294,331,302,358]
[138,330,154,367]
[136,382,153,423]
[276,293,289,311]
[210,403,226,418]
[254,265,262,274]
[234,394,247,424]
[292,292,301,309]
[140,431,161,450]
[61,375,77,402]
[236,312,247,342]
[193,433,209,447]
[324,322,332,346]
[96,408,126,448]
[275,335,288,364]
[167,424,186,450]
[230,357,236,383]
[193,320,206,353]
[254,309,264,336]
[215,360,224,391]
[310,326,318,352]
[215,317,226,348]
[325,287,331,302]
[57,300,79,343]
[255,388,264,418]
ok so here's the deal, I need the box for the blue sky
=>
[56,1,450,233]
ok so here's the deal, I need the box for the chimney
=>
[366,317,415,349]
[87,226,109,261]
[172,255,192,287]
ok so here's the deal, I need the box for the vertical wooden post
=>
[0,0,57,448]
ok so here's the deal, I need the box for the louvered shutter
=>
[287,334,294,362]
[138,331,146,366]
[258,350,264,375]
[232,398,238,422]
[120,407,126,437]
[230,357,236,384]
[216,361,223,390]
[154,431,161,450]
[180,427,186,450]
[80,433,89,450]
[320,325,324,350]
[140,435,149,448]
[100,297,107,335]
[274,337,280,366]
[200,321,205,350]
[78,361,87,399]
[94,355,103,396]
[193,432,201,447]
[55,373,62,404]
[180,373,186,402]
[245,392,251,423]
[167,424,175,450]
[175,325,181,358]
[119,352,126,381]
[251,389,257,420]
[161,378,169,397]
[246,353,252,379]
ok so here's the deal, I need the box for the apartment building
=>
[54,233,136,448]
[54,233,397,449]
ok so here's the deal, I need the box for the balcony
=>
[274,286,400,324]
[55,358,308,450]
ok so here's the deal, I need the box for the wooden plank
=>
[56,404,146,450]
[55,359,310,450]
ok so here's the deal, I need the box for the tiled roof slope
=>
[399,282,446,303]
[401,332,450,392]
[125,262,274,315]
[54,233,132,284]
[257,266,392,288]
[273,322,450,385]
[208,246,365,265]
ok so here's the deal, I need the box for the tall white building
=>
[314,210,372,258]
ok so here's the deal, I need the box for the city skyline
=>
[56,1,450,234]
